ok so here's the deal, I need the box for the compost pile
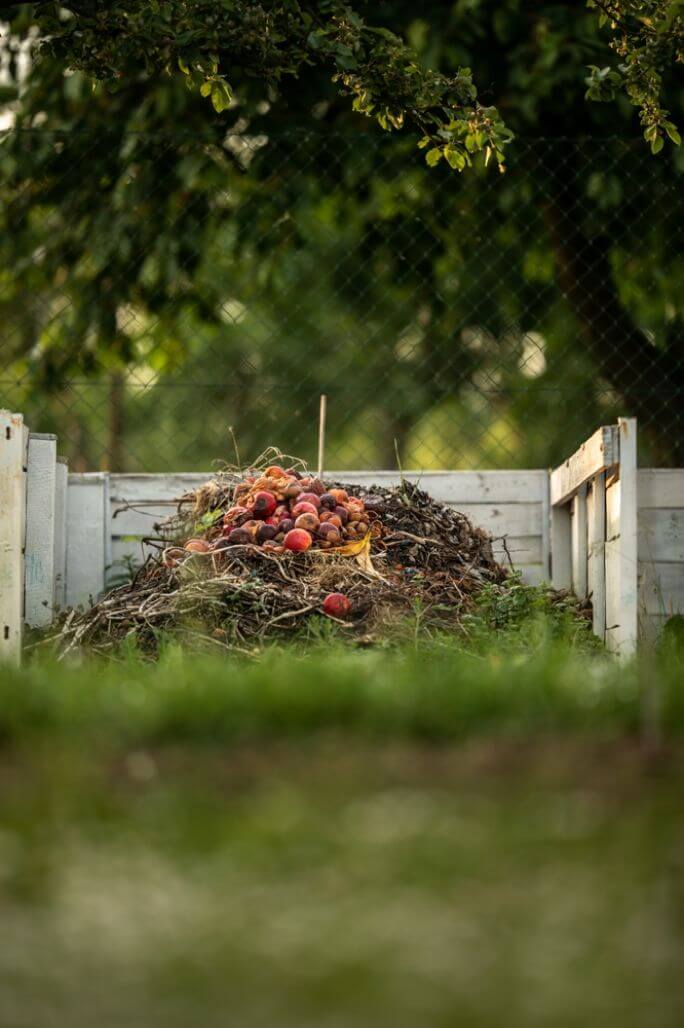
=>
[57,456,510,657]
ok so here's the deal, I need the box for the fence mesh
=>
[1,130,682,472]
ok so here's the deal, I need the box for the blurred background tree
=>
[0,1,682,470]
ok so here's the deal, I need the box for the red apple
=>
[317,522,341,545]
[291,501,318,517]
[297,492,321,509]
[251,491,277,518]
[256,523,278,544]
[295,512,320,533]
[284,528,313,552]
[322,593,351,618]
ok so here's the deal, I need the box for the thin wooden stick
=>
[317,394,327,479]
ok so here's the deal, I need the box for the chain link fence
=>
[1,130,682,472]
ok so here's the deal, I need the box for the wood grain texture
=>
[588,472,606,640]
[550,425,618,506]
[24,434,57,628]
[571,485,588,599]
[615,417,638,656]
[0,411,28,664]
[65,474,109,609]
[53,458,68,610]
[108,470,549,505]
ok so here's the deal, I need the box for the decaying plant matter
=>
[56,453,510,658]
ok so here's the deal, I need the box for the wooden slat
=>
[638,509,684,563]
[638,561,684,616]
[551,504,572,590]
[53,458,68,610]
[550,425,619,506]
[65,474,109,609]
[615,418,638,656]
[606,476,620,540]
[0,411,28,664]
[571,485,588,599]
[109,469,549,505]
[24,434,58,628]
[637,469,684,509]
[588,472,606,640]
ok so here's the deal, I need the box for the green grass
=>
[1,640,683,1027]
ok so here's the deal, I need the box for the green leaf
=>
[425,147,443,167]
[200,81,212,98]
[651,135,664,154]
[665,123,681,146]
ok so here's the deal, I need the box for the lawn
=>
[1,642,683,1027]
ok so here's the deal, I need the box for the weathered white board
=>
[637,467,684,643]
[0,411,28,664]
[54,457,68,610]
[571,485,588,599]
[550,424,618,506]
[24,434,58,628]
[65,474,109,609]
[587,472,606,640]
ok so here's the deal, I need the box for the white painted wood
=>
[638,509,684,563]
[638,561,684,616]
[551,504,572,590]
[550,425,619,506]
[615,418,638,656]
[65,473,108,609]
[0,411,28,664]
[541,471,551,581]
[588,472,606,640]
[606,475,620,540]
[637,469,684,509]
[571,484,588,599]
[24,434,58,628]
[109,469,549,505]
[53,458,68,610]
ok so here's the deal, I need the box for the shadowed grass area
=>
[1,641,683,1027]
[3,637,684,746]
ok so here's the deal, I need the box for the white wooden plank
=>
[605,538,621,640]
[24,434,58,628]
[571,485,588,599]
[606,476,620,540]
[0,411,28,664]
[551,503,572,589]
[638,509,684,563]
[588,472,606,640]
[541,470,551,580]
[550,425,619,506]
[637,469,684,509]
[111,503,184,538]
[638,561,684,616]
[108,469,549,506]
[615,417,638,656]
[65,474,108,609]
[53,458,68,610]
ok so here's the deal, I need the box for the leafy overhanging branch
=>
[586,0,683,150]
[21,1,515,170]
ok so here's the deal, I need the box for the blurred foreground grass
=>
[1,642,683,1027]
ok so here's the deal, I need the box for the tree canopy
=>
[2,1,682,160]
[0,2,683,469]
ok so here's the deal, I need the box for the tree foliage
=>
[8,0,684,163]
[0,1,683,469]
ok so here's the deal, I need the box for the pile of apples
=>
[184,465,377,557]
